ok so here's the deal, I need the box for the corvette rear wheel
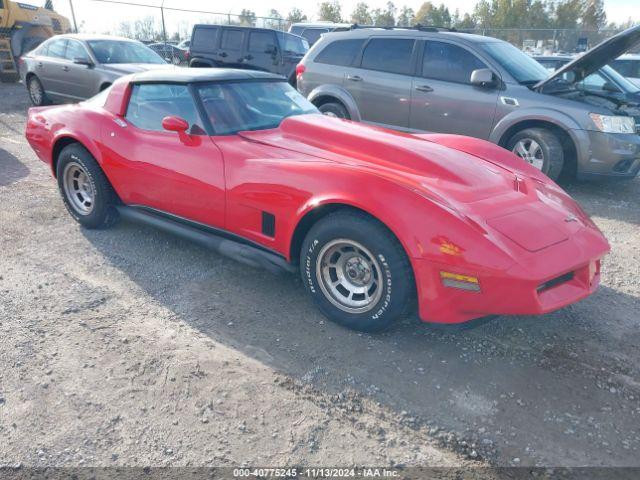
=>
[57,144,119,229]
[300,211,414,332]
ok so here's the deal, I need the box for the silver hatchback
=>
[20,34,173,106]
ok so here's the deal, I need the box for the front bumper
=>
[574,129,640,179]
[413,227,609,324]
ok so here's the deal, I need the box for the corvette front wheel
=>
[300,211,414,332]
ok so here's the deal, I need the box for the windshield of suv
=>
[479,41,549,84]
[196,80,318,135]
[87,40,166,64]
[280,33,309,55]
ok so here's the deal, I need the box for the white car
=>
[610,53,640,87]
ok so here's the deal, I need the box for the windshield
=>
[280,33,309,55]
[87,40,166,64]
[196,81,318,135]
[479,42,550,84]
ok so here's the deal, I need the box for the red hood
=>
[239,115,518,204]
[239,115,605,254]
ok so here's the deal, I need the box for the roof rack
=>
[349,24,457,32]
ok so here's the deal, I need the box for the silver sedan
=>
[20,34,174,106]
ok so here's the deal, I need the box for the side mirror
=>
[74,57,94,67]
[162,115,189,133]
[602,81,618,93]
[470,68,495,87]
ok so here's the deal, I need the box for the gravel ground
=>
[1,81,639,469]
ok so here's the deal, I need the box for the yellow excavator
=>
[0,0,72,82]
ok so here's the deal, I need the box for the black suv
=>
[188,25,309,84]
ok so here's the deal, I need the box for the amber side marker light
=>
[440,271,481,292]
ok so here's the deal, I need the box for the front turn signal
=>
[440,271,481,292]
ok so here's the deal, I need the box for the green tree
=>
[351,2,373,25]
[582,0,606,29]
[415,2,451,27]
[318,1,343,22]
[554,0,582,29]
[372,1,396,26]
[266,9,284,30]
[287,8,307,24]
[397,6,415,26]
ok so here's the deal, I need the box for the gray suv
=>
[297,26,640,180]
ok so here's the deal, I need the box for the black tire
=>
[506,127,564,180]
[27,75,51,106]
[300,211,414,332]
[318,102,350,119]
[56,144,119,229]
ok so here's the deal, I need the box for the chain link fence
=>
[458,28,631,54]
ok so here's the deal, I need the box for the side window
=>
[65,40,88,61]
[221,29,245,50]
[314,39,364,67]
[249,31,275,53]
[125,84,205,134]
[360,38,415,75]
[421,41,487,84]
[47,39,67,59]
[191,27,218,51]
[301,28,329,45]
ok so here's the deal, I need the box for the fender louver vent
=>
[261,212,275,237]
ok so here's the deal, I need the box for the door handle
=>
[244,54,253,60]
[347,75,362,82]
[62,66,70,72]
[415,84,434,92]
[37,62,43,68]
[218,52,228,58]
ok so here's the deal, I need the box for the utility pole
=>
[68,0,79,33]
[160,0,168,45]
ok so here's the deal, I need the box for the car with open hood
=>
[25,69,609,332]
[297,25,640,180]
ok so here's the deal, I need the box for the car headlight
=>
[589,113,636,134]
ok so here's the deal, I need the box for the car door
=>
[343,37,416,129]
[218,28,247,69]
[245,30,279,72]
[62,39,97,100]
[103,83,225,228]
[409,40,499,139]
[36,38,68,99]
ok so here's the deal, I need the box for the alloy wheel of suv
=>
[512,138,545,171]
[507,127,565,180]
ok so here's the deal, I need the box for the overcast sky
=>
[46,0,638,37]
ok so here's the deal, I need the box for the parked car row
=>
[19,23,640,182]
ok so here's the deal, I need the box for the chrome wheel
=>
[512,138,545,171]
[63,162,95,215]
[316,239,383,314]
[29,78,43,105]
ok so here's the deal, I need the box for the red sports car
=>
[25,69,609,331]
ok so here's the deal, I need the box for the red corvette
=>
[26,69,609,331]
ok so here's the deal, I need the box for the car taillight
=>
[296,63,306,78]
